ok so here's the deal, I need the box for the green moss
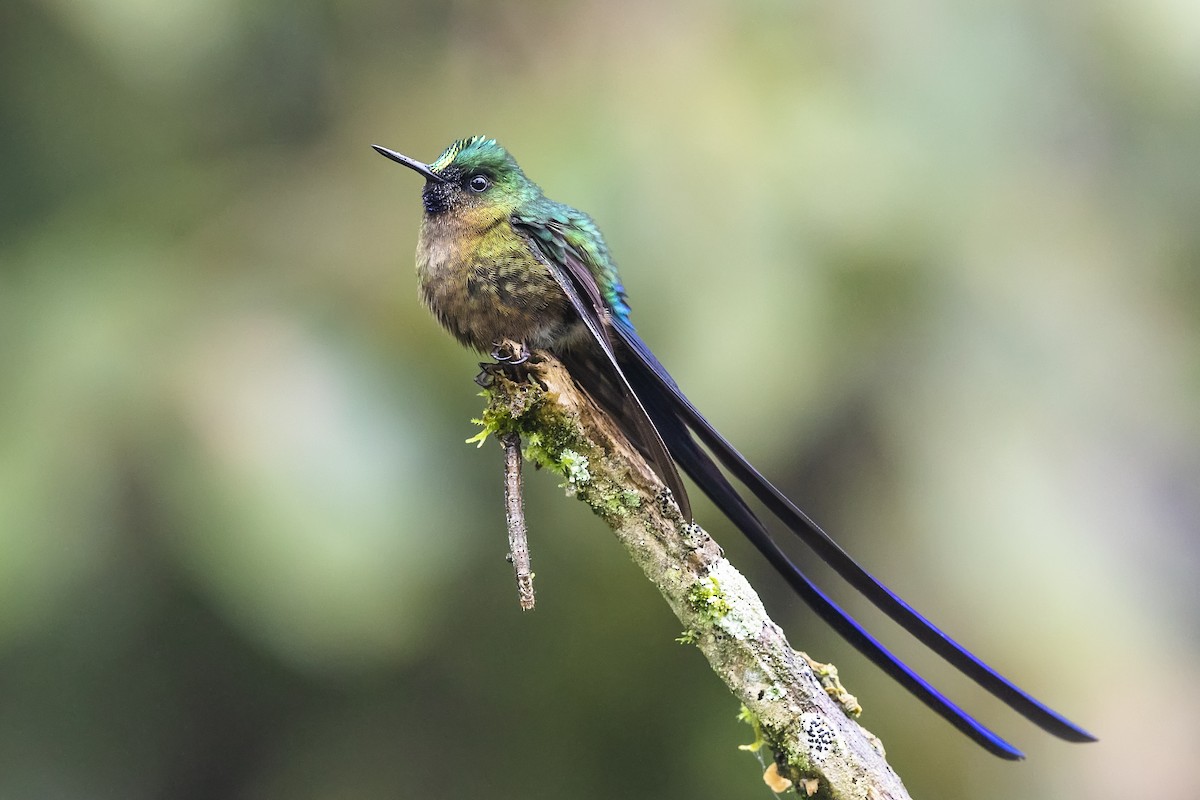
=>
[688,574,732,621]
[470,379,590,479]
[465,386,527,447]
[587,483,645,520]
[676,574,732,644]
[736,704,767,753]
[675,629,700,645]
[472,375,654,529]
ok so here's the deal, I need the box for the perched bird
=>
[372,136,1095,759]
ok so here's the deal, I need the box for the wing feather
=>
[513,218,692,519]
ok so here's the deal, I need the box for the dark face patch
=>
[422,182,454,214]
[421,167,465,215]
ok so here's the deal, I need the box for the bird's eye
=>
[468,174,490,192]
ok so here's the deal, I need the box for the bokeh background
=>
[3,0,1198,798]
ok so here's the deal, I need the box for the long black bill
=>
[371,144,448,183]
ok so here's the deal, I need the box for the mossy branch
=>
[476,354,912,800]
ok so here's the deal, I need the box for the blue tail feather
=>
[612,318,1095,751]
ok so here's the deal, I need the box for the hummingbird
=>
[371,136,1095,759]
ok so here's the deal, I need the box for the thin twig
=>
[502,431,535,611]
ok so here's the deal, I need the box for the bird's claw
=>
[476,340,533,387]
[490,339,530,365]
[474,362,500,387]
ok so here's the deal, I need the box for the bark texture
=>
[478,354,912,800]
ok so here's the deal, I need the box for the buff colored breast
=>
[415,210,576,353]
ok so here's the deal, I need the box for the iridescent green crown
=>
[429,135,498,172]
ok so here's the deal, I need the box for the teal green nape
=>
[370,137,1096,760]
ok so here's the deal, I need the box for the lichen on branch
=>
[474,354,912,800]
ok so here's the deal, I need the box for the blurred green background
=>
[2,0,1198,797]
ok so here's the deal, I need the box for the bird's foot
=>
[490,339,530,365]
[475,340,534,387]
[474,363,500,387]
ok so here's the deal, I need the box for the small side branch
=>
[476,354,912,800]
[502,432,535,611]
